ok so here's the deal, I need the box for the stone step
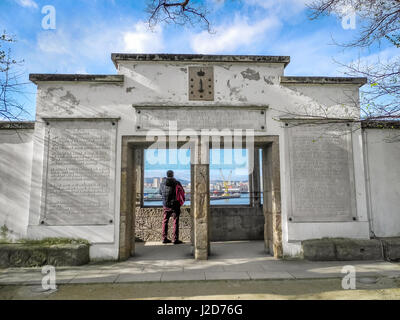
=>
[302,238,400,262]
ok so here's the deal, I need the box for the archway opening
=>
[119,136,282,261]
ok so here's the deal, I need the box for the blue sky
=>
[145,149,250,181]
[2,0,396,180]
[1,0,397,120]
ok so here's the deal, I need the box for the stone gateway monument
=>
[1,54,399,261]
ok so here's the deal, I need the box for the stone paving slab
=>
[1,267,42,274]
[70,273,119,284]
[116,272,163,283]
[0,272,43,285]
[107,267,144,274]
[223,264,265,272]
[287,270,343,279]
[142,266,184,273]
[0,242,400,285]
[183,265,225,272]
[161,271,206,282]
[52,277,77,285]
[205,271,251,281]
[352,263,400,278]
[248,271,295,280]
[0,262,399,285]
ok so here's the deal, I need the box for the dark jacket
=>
[159,177,182,208]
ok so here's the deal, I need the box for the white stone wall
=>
[28,59,367,259]
[282,122,370,257]
[0,129,33,241]
[364,128,400,237]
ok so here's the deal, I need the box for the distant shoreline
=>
[144,193,242,202]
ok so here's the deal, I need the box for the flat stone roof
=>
[29,74,124,84]
[281,76,368,86]
[1,121,398,130]
[0,121,35,130]
[362,120,400,129]
[111,53,291,68]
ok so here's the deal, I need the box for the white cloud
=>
[272,27,399,77]
[37,32,70,55]
[245,0,308,18]
[190,16,281,54]
[272,31,345,76]
[353,47,399,66]
[14,0,38,9]
[28,20,166,74]
[123,22,164,53]
[32,26,126,73]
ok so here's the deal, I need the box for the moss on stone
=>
[0,239,91,268]
[302,238,384,261]
[17,238,90,246]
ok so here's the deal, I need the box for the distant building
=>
[152,178,160,189]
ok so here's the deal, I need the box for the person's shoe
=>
[173,240,183,245]
[163,239,172,244]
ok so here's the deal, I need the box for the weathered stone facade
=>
[0,243,90,268]
[135,207,192,242]
[210,207,264,241]
[302,238,400,262]
[2,54,398,262]
[134,206,264,243]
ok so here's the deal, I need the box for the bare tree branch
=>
[308,0,400,47]
[308,0,400,124]
[146,0,212,32]
[0,32,30,121]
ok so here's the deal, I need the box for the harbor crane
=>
[219,169,233,197]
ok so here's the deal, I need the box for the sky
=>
[0,0,397,119]
[1,0,397,180]
[145,149,250,181]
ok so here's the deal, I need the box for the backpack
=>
[176,183,185,206]
[165,179,177,208]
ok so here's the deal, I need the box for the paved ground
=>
[1,277,400,300]
[0,241,399,288]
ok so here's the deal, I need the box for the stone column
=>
[192,138,210,260]
[261,147,272,254]
[132,148,143,252]
[119,140,134,260]
[249,148,261,207]
[134,149,144,207]
[262,140,282,258]
[270,141,283,258]
[190,160,195,247]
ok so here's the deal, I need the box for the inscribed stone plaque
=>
[42,121,116,226]
[287,123,356,222]
[136,107,267,131]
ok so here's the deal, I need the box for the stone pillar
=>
[119,140,134,260]
[134,149,144,207]
[262,140,282,258]
[190,161,195,247]
[249,148,261,207]
[270,141,283,258]
[132,148,143,251]
[261,147,272,254]
[192,138,210,260]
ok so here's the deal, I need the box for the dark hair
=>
[167,170,174,178]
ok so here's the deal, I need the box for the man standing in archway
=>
[159,170,185,245]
